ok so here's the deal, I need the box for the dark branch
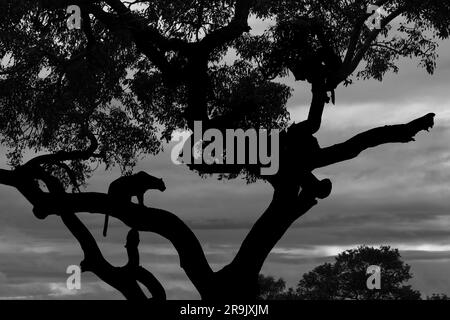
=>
[305,80,329,134]
[16,163,150,300]
[64,212,149,300]
[23,130,98,169]
[344,0,393,65]
[135,266,167,300]
[198,0,252,52]
[347,4,408,76]
[314,113,436,169]
[17,190,214,298]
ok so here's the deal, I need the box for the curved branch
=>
[22,191,214,298]
[23,130,99,169]
[314,113,435,169]
[57,200,166,300]
[85,2,188,76]
[63,212,149,300]
[198,0,252,52]
[13,164,150,300]
[347,4,408,76]
[344,0,393,65]
[0,166,182,300]
[46,162,81,192]
[135,266,167,300]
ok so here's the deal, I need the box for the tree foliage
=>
[259,246,429,300]
[1,0,449,178]
[296,246,421,300]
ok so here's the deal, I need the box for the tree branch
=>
[12,162,152,299]
[305,80,329,134]
[23,130,99,169]
[344,0,393,65]
[347,4,408,76]
[62,212,149,300]
[15,189,214,298]
[85,4,177,76]
[135,266,167,300]
[0,160,208,298]
[314,113,436,169]
[197,0,252,52]
[0,169,16,187]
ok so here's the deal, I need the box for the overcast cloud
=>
[1,17,450,299]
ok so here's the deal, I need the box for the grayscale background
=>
[1,18,450,300]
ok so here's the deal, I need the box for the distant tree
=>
[257,274,298,300]
[426,294,450,300]
[296,263,340,300]
[260,247,450,300]
[296,246,422,300]
[257,275,287,300]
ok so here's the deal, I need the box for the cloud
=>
[1,15,450,300]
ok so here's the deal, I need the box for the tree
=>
[0,0,449,300]
[256,274,297,300]
[257,275,287,300]
[296,246,421,300]
[426,294,450,300]
[258,247,432,300]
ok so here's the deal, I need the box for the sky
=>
[1,15,450,300]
